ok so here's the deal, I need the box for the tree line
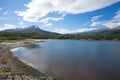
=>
[0,32,120,40]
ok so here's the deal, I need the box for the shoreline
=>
[0,39,54,80]
[0,39,119,80]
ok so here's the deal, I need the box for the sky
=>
[0,0,120,34]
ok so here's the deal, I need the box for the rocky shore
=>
[0,39,55,80]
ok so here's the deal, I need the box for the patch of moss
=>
[0,68,6,73]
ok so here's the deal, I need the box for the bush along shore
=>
[0,39,56,80]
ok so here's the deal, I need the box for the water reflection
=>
[12,40,120,80]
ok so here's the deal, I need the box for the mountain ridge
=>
[1,25,120,36]
[75,26,120,36]
[2,25,58,35]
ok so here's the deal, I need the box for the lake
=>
[11,40,120,80]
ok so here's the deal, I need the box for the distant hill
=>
[0,25,120,40]
[76,26,120,36]
[2,25,120,36]
[2,25,58,35]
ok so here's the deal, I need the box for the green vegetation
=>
[0,31,120,40]
[0,32,53,40]
[0,68,6,73]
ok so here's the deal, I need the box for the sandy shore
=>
[0,39,55,80]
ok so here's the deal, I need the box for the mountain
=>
[2,25,58,35]
[2,25,120,36]
[76,26,120,36]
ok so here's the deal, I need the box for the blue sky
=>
[0,0,120,34]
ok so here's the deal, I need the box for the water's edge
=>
[0,39,56,80]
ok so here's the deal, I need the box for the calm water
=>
[12,40,120,80]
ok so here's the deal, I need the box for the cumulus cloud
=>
[54,28,98,34]
[0,24,16,31]
[91,10,120,28]
[15,0,120,23]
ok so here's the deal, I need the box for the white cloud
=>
[91,15,103,22]
[20,22,24,26]
[39,13,66,26]
[91,10,120,28]
[54,28,98,34]
[102,20,120,29]
[91,22,101,26]
[90,15,103,26]
[0,10,8,20]
[15,0,120,22]
[0,24,16,31]
[40,17,64,24]
[114,10,120,20]
[39,16,64,26]
[19,21,27,28]
[45,23,52,26]
[17,18,27,28]
[0,8,8,15]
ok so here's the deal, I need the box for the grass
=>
[0,40,24,43]
[0,68,6,73]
